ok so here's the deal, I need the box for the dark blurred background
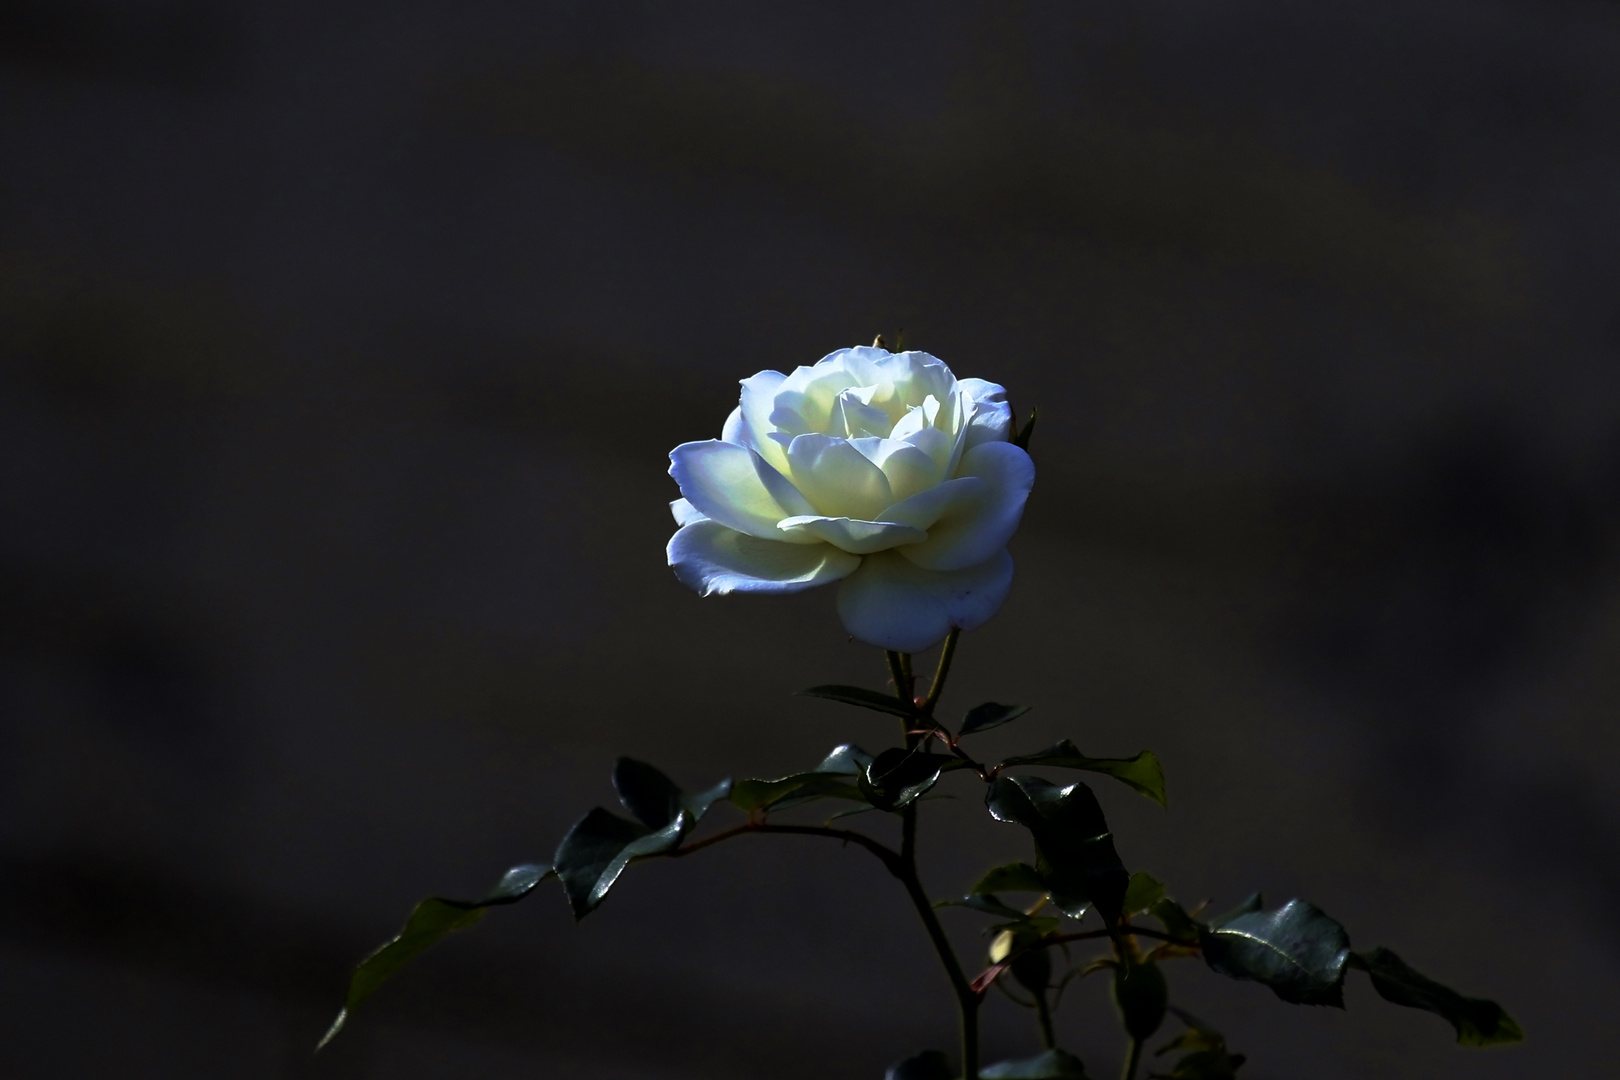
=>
[2,1,1617,1076]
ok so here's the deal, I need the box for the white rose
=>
[665,345,1035,652]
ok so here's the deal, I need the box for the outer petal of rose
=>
[669,440,820,543]
[668,521,860,596]
[721,405,746,444]
[899,441,1035,571]
[776,515,927,554]
[957,377,1007,404]
[670,498,708,527]
[835,548,1015,651]
[738,369,789,470]
[785,433,894,521]
[962,397,1013,451]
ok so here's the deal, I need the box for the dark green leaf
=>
[938,893,1039,922]
[815,742,875,775]
[800,684,914,718]
[1149,898,1200,943]
[729,773,826,814]
[763,776,865,812]
[982,1048,1088,1078]
[886,1049,953,1080]
[1201,899,1350,1006]
[1111,961,1168,1041]
[554,807,648,918]
[998,740,1167,808]
[971,861,1047,895]
[317,863,550,1050]
[1011,407,1039,453]
[612,757,682,829]
[553,770,728,919]
[1209,893,1262,929]
[862,747,959,811]
[1123,872,1167,915]
[683,776,733,819]
[986,775,1129,927]
[729,744,870,814]
[1351,947,1524,1046]
[960,702,1032,736]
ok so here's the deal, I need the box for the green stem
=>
[921,628,960,717]
[885,643,978,1079]
[1035,989,1056,1050]
[896,859,980,1079]
[886,650,913,714]
[1121,1037,1143,1080]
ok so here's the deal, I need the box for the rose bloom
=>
[666,346,1035,651]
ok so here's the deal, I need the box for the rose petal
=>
[900,441,1035,570]
[880,476,984,531]
[835,549,1015,651]
[872,441,942,502]
[785,433,894,521]
[963,401,1012,451]
[777,515,927,554]
[721,406,746,445]
[668,521,860,596]
[670,498,708,527]
[669,440,819,543]
[738,369,788,469]
[957,377,1007,404]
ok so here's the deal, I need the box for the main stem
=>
[887,641,978,1080]
[1121,1037,1144,1080]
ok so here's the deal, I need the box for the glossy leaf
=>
[986,774,1129,927]
[684,777,734,820]
[1148,897,1201,944]
[1209,892,1262,929]
[862,748,960,811]
[318,863,550,1050]
[815,742,875,775]
[982,1048,1088,1078]
[972,861,1047,895]
[1111,960,1169,1041]
[613,757,683,828]
[554,770,729,919]
[1201,899,1350,1006]
[1123,872,1167,915]
[800,684,915,719]
[998,740,1167,808]
[1352,947,1524,1046]
[765,777,867,812]
[960,701,1032,736]
[939,893,1042,923]
[886,1049,953,1080]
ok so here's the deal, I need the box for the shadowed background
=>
[2,1,1617,1076]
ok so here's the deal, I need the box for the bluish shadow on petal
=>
[901,442,1035,571]
[669,521,859,596]
[835,548,1015,651]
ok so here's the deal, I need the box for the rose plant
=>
[320,341,1521,1079]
